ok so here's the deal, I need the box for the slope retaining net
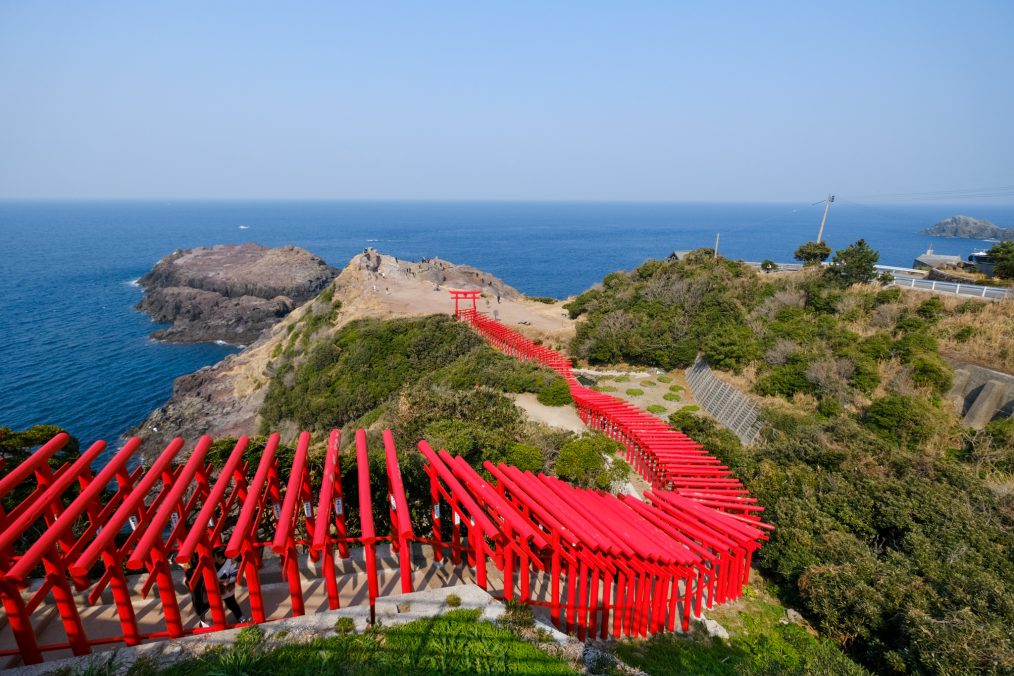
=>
[0,297,767,666]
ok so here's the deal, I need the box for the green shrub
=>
[500,599,535,630]
[917,296,946,321]
[953,326,976,342]
[647,404,667,414]
[625,388,645,396]
[909,355,952,394]
[555,434,624,489]
[862,394,937,449]
[526,295,557,304]
[703,325,760,373]
[894,314,927,334]
[445,594,462,608]
[755,354,814,398]
[334,617,356,634]
[824,239,879,287]
[894,331,938,360]
[955,299,985,314]
[563,288,600,318]
[858,333,894,361]
[536,378,572,406]
[504,443,545,473]
[875,286,902,305]
[849,355,881,394]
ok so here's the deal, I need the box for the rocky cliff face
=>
[134,250,574,457]
[136,243,338,344]
[923,215,1014,241]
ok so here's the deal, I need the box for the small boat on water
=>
[239,224,250,230]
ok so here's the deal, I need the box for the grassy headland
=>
[566,250,1014,673]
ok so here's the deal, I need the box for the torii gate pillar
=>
[449,289,480,318]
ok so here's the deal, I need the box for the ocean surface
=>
[2,200,1012,458]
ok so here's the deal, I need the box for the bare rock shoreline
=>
[136,243,338,344]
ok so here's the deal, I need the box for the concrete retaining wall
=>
[684,357,762,445]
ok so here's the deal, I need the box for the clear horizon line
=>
[2,196,1014,206]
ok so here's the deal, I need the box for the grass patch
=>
[159,609,574,675]
[526,295,558,304]
[499,599,535,630]
[614,375,630,382]
[593,385,617,392]
[625,388,645,396]
[640,380,656,387]
[646,404,667,414]
[656,375,673,383]
[662,392,680,402]
[668,384,685,393]
[614,584,866,676]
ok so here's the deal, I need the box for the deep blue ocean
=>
[2,200,1012,458]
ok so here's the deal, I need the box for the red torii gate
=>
[450,293,772,524]
[449,289,480,317]
[0,424,768,666]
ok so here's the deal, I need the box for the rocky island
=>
[923,214,1014,241]
[136,243,338,344]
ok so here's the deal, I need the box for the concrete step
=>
[0,545,481,668]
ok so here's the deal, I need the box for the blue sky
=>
[1,1,1012,201]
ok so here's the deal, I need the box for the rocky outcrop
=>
[923,215,1014,241]
[134,250,573,456]
[136,243,338,344]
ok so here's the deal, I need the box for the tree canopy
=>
[794,240,832,266]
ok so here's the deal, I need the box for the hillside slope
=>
[135,250,574,455]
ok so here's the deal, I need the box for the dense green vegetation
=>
[613,579,867,676]
[794,240,831,266]
[986,241,1014,280]
[669,409,1014,673]
[257,315,625,536]
[151,610,574,675]
[569,250,1014,673]
[261,315,568,432]
[554,434,628,489]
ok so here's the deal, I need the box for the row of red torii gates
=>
[0,292,769,665]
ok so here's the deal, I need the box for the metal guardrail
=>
[684,357,762,446]
[743,261,1009,301]
[888,276,1011,301]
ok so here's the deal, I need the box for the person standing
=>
[182,554,211,628]
[213,547,248,624]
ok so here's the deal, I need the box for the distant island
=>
[923,214,1014,241]
[136,243,338,344]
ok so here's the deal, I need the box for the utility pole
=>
[714,233,720,259]
[816,193,835,243]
